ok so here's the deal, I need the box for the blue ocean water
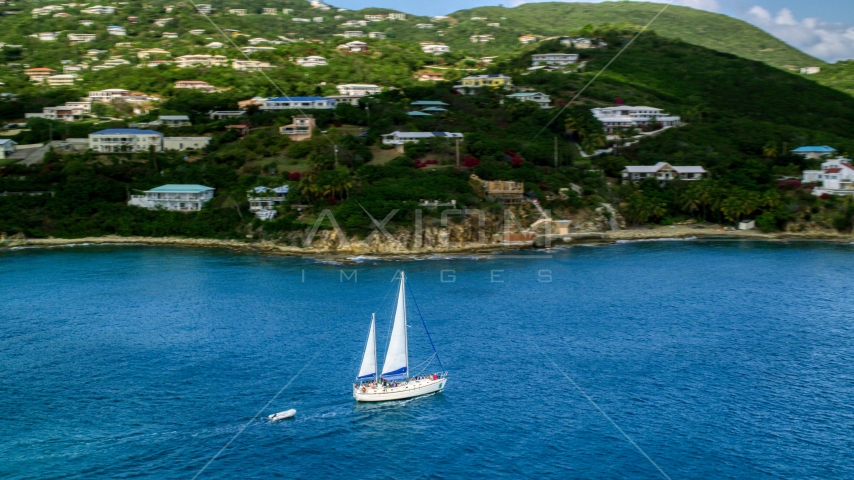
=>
[2,241,854,479]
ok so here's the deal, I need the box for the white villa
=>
[338,40,369,52]
[388,13,405,20]
[802,157,854,196]
[38,32,60,41]
[196,4,212,14]
[233,60,273,71]
[369,32,387,39]
[260,96,337,110]
[336,84,381,96]
[163,137,211,150]
[174,54,228,68]
[26,101,91,122]
[262,8,278,15]
[82,5,116,14]
[137,48,171,59]
[532,53,579,66]
[229,8,247,15]
[381,131,463,146]
[591,106,681,132]
[505,92,552,109]
[247,185,289,215]
[294,56,328,67]
[128,184,215,212]
[470,34,493,43]
[421,44,450,55]
[174,80,216,92]
[107,26,127,36]
[280,114,316,141]
[88,88,152,103]
[89,128,164,152]
[68,33,97,42]
[46,74,78,86]
[621,162,707,183]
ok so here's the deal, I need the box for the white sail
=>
[381,272,409,380]
[357,315,377,380]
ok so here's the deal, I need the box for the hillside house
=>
[483,180,525,204]
[128,184,215,211]
[238,97,267,109]
[487,22,500,27]
[162,32,178,39]
[175,55,228,68]
[279,115,315,141]
[381,131,463,152]
[233,60,273,71]
[209,110,246,120]
[174,80,216,92]
[365,14,385,21]
[792,146,838,159]
[80,19,95,26]
[38,32,60,41]
[68,33,97,42]
[591,106,681,132]
[313,17,324,22]
[107,26,127,36]
[89,128,164,152]
[518,35,538,44]
[228,9,247,15]
[0,139,17,159]
[127,16,138,24]
[189,29,206,35]
[532,53,579,66]
[336,84,381,96]
[455,74,513,92]
[621,162,707,184]
[416,23,434,29]
[63,64,87,73]
[26,101,91,122]
[368,32,387,39]
[560,37,602,49]
[226,124,249,136]
[388,13,405,20]
[505,92,552,109]
[24,67,56,81]
[241,46,276,54]
[470,34,493,43]
[283,8,294,14]
[800,67,821,75]
[159,115,191,127]
[417,71,444,82]
[802,157,854,196]
[195,4,212,14]
[294,56,328,67]
[248,186,289,217]
[88,88,128,102]
[137,48,171,59]
[338,40,368,52]
[154,18,172,27]
[421,44,450,55]
[46,74,78,87]
[292,17,311,22]
[162,137,211,150]
[206,42,224,48]
[262,8,278,15]
[261,96,337,110]
[82,5,116,14]
[343,31,365,38]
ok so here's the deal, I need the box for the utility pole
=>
[455,138,460,168]
[334,145,339,169]
[554,137,558,168]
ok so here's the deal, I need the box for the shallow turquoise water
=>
[2,241,854,479]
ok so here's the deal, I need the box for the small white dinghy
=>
[268,409,296,421]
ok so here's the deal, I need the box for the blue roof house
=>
[792,146,838,159]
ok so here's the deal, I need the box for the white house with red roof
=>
[803,157,854,196]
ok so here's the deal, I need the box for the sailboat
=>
[353,271,447,402]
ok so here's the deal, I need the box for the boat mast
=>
[402,272,409,380]
[372,312,378,383]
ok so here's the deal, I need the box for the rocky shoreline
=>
[2,226,852,259]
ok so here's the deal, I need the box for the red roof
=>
[842,163,854,170]
[825,168,842,173]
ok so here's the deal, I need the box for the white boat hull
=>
[353,377,447,402]
[268,409,296,421]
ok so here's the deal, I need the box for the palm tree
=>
[763,142,778,158]
[679,187,701,218]
[762,190,781,209]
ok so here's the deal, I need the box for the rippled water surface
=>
[2,241,854,479]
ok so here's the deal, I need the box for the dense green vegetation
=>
[2,1,854,242]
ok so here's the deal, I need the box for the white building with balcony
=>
[531,53,579,66]
[82,5,116,14]
[381,131,463,146]
[89,128,164,152]
[621,162,706,184]
[68,33,97,42]
[802,157,854,196]
[233,60,273,71]
[591,106,681,132]
[128,184,215,211]
[336,84,381,97]
[107,26,127,36]
[248,185,289,217]
[294,56,327,67]
[196,4,212,14]
[421,44,450,55]
[260,96,337,110]
[505,91,552,109]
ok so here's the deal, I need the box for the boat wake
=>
[616,236,697,244]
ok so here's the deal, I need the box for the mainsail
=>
[381,272,409,380]
[357,315,377,380]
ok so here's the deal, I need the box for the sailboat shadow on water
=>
[353,271,448,403]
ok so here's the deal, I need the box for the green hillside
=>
[441,2,822,70]
[809,61,854,97]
